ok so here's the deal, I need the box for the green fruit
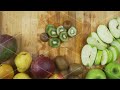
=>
[81,44,97,67]
[68,26,77,37]
[0,34,17,62]
[59,31,68,42]
[108,46,119,61]
[105,62,120,79]
[107,50,113,63]
[85,69,106,79]
[95,50,103,65]
[13,73,31,79]
[108,18,120,38]
[57,26,67,35]
[111,40,120,54]
[49,38,60,48]
[15,52,32,72]
[97,25,113,44]
[101,49,109,65]
[45,24,55,33]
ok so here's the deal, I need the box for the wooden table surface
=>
[0,11,120,65]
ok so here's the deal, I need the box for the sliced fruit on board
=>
[47,27,58,37]
[49,38,61,48]
[68,26,77,37]
[101,49,109,65]
[94,50,103,65]
[108,18,120,38]
[108,46,119,61]
[59,31,68,42]
[45,24,55,33]
[111,40,120,54]
[57,26,67,35]
[97,25,113,44]
[81,44,97,67]
[91,32,108,48]
[87,37,106,50]
[107,50,113,63]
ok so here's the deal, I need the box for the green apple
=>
[101,49,109,65]
[87,32,107,50]
[111,40,120,54]
[108,18,120,38]
[97,25,113,44]
[94,50,103,65]
[104,62,120,79]
[85,69,106,79]
[107,50,113,63]
[117,39,120,43]
[81,44,97,67]
[108,46,119,61]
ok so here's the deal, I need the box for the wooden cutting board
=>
[0,11,120,65]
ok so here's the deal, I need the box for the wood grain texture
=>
[0,11,120,64]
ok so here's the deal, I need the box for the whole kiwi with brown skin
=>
[67,76,80,79]
[55,56,69,71]
[69,63,84,76]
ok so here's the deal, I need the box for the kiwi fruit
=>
[69,63,84,76]
[60,70,68,79]
[67,76,80,79]
[55,56,69,71]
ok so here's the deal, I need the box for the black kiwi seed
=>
[55,56,69,71]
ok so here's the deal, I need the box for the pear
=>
[15,52,32,72]
[13,73,31,79]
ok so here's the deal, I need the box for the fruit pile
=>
[81,17,120,66]
[81,17,120,79]
[40,20,77,48]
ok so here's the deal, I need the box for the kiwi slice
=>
[49,38,60,48]
[59,31,68,42]
[57,26,67,35]
[47,28,58,37]
[45,24,55,33]
[68,26,77,37]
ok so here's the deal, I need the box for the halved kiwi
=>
[49,38,60,48]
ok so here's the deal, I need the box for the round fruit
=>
[55,56,69,71]
[63,20,72,30]
[13,73,31,79]
[0,34,17,62]
[0,64,14,79]
[15,52,32,73]
[105,62,120,79]
[85,69,106,79]
[67,76,80,79]
[30,55,55,78]
[59,31,68,42]
[40,33,49,42]
[69,63,84,76]
[49,38,60,48]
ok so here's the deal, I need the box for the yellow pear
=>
[13,73,31,79]
[15,52,32,72]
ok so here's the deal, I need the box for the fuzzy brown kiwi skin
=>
[55,56,69,71]
[69,63,84,76]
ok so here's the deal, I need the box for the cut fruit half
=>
[87,37,107,50]
[47,28,58,37]
[57,26,67,35]
[108,18,120,38]
[81,44,97,67]
[59,31,68,42]
[91,32,108,48]
[111,40,120,54]
[68,27,77,37]
[46,24,55,33]
[107,50,113,63]
[108,46,119,61]
[101,49,109,65]
[49,38,60,48]
[97,25,113,44]
[94,50,103,65]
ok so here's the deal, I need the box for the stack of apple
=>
[81,17,120,67]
